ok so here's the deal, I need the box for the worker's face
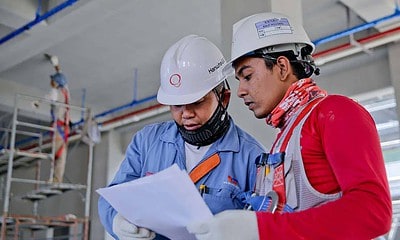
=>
[170,90,229,130]
[235,57,289,119]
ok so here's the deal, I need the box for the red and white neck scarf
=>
[266,78,327,128]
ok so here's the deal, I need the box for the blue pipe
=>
[313,8,400,46]
[0,0,78,45]
[36,0,42,19]
[93,67,160,121]
[94,94,157,119]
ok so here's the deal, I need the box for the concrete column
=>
[90,130,124,240]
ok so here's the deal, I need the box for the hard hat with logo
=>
[157,35,226,105]
[223,12,315,76]
[50,72,67,87]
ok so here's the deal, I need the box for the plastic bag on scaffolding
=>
[82,117,101,145]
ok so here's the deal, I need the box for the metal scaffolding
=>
[0,94,94,240]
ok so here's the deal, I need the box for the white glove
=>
[187,210,259,240]
[50,55,59,66]
[112,213,156,240]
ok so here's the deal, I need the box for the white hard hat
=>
[157,35,226,105]
[223,12,315,76]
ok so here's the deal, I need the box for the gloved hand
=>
[50,55,59,67]
[112,213,156,240]
[186,210,259,240]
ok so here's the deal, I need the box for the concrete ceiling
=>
[0,0,399,123]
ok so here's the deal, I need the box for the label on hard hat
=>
[208,58,225,74]
[255,17,293,39]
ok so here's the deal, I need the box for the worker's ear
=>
[276,56,291,81]
[222,88,231,107]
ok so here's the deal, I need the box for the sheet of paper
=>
[97,164,213,240]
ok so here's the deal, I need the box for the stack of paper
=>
[97,164,212,240]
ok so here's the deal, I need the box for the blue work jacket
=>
[98,119,265,239]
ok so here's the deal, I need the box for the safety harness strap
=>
[272,97,325,211]
[276,97,325,152]
[189,153,221,184]
[61,88,70,142]
[55,144,65,159]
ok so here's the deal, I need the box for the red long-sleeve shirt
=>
[256,95,392,240]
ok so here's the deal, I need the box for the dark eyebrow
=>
[235,65,251,80]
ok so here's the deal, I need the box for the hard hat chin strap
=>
[294,56,320,78]
[177,85,230,147]
[177,105,230,146]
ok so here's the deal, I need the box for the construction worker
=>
[37,55,71,183]
[187,12,392,240]
[97,35,265,240]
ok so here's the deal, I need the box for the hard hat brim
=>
[157,85,214,106]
